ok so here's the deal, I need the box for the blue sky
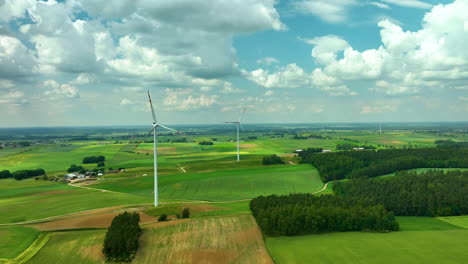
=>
[0,0,467,127]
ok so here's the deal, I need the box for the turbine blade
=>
[239,123,245,132]
[135,126,156,148]
[237,107,247,122]
[159,124,186,135]
[224,122,237,123]
[147,91,157,124]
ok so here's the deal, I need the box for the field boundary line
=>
[6,232,51,264]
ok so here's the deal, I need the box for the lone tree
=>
[182,207,190,218]
[103,212,142,262]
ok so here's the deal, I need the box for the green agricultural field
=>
[144,200,251,219]
[266,217,468,264]
[90,164,323,201]
[28,229,106,264]
[438,215,468,229]
[0,226,40,260]
[0,179,151,223]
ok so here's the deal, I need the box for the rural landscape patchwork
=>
[1,0,468,263]
[1,123,467,263]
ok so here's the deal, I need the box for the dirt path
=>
[68,183,132,196]
[177,163,186,173]
[312,182,329,194]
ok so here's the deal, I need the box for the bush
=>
[97,162,105,167]
[158,214,168,222]
[262,155,285,165]
[103,212,142,262]
[198,140,214,145]
[182,208,190,218]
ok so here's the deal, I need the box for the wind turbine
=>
[379,122,383,135]
[144,91,184,207]
[225,107,247,162]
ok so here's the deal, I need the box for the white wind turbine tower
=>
[225,107,247,162]
[144,91,185,207]
[379,122,383,135]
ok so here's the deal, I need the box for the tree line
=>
[103,212,142,262]
[0,169,45,180]
[300,147,468,182]
[250,193,398,236]
[333,170,468,216]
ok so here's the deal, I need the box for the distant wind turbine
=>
[225,107,247,162]
[144,91,185,207]
[379,122,383,135]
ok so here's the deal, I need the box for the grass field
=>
[437,215,468,229]
[0,179,151,223]
[90,164,323,201]
[266,217,468,264]
[0,226,40,260]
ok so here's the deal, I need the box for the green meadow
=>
[0,179,151,223]
[266,217,468,264]
[0,226,40,260]
[91,164,323,201]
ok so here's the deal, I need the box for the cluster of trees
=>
[250,194,398,236]
[198,140,214,145]
[67,164,84,173]
[297,148,322,160]
[292,134,325,140]
[302,148,468,182]
[435,139,468,149]
[262,155,285,165]
[8,169,46,180]
[336,143,376,150]
[82,155,105,164]
[103,212,142,262]
[172,138,188,143]
[334,170,468,216]
[0,170,12,179]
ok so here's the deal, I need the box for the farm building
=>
[63,173,85,180]
[322,150,331,153]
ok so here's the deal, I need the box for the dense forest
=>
[333,170,468,216]
[301,147,468,182]
[250,194,398,236]
[103,212,142,262]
